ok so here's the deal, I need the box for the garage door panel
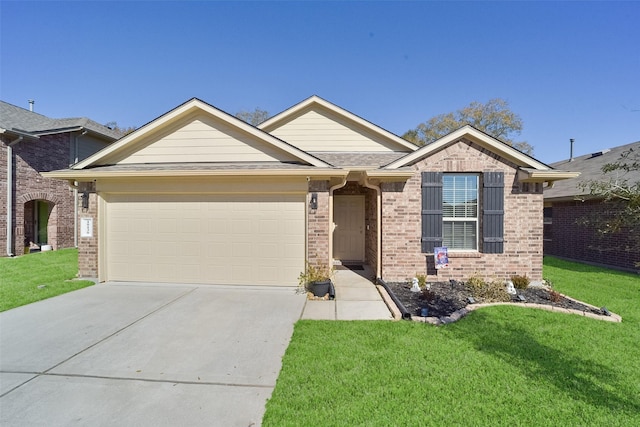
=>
[105,194,304,285]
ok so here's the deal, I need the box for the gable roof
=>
[73,97,332,170]
[259,95,419,153]
[0,100,122,140]
[384,125,580,184]
[544,140,640,200]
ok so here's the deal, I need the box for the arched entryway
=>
[23,200,53,248]
[332,182,378,270]
[17,193,62,253]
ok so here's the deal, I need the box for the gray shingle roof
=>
[82,162,328,172]
[308,151,408,168]
[544,140,640,200]
[0,100,122,140]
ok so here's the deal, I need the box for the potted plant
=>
[298,262,334,298]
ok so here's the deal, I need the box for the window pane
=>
[443,175,478,219]
[443,174,478,250]
[443,221,477,250]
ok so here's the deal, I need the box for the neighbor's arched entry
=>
[23,200,53,248]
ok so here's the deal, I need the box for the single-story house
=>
[1,100,121,256]
[45,96,578,285]
[544,140,640,272]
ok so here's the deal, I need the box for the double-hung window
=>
[442,174,478,250]
[421,171,503,254]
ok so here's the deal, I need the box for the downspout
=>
[328,175,348,266]
[72,130,87,248]
[5,135,23,256]
[363,176,382,279]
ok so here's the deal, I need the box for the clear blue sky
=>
[1,1,638,164]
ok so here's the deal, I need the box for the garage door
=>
[104,194,305,285]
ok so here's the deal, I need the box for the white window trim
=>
[442,174,479,251]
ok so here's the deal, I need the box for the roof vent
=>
[28,99,34,112]
[590,149,611,158]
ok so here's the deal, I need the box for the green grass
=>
[0,248,94,312]
[263,257,640,426]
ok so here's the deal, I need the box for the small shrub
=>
[466,274,485,291]
[549,289,562,303]
[465,275,511,303]
[511,274,530,290]
[298,262,333,292]
[416,273,427,289]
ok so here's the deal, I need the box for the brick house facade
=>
[1,101,120,257]
[544,141,640,273]
[46,96,577,285]
[379,139,544,282]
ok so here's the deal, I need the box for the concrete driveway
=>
[0,282,306,426]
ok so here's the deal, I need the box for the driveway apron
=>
[0,282,305,427]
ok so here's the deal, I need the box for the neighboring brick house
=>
[1,101,121,257]
[45,96,578,285]
[544,141,640,273]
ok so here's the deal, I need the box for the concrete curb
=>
[376,285,402,320]
[410,297,622,325]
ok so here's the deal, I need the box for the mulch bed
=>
[385,280,606,319]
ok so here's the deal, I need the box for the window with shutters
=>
[442,174,479,250]
[421,171,503,254]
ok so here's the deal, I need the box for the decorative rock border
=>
[410,298,622,325]
[377,281,622,324]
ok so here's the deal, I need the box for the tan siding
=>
[97,176,307,195]
[118,115,299,164]
[269,109,407,152]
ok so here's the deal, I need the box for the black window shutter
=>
[421,172,443,253]
[482,171,504,253]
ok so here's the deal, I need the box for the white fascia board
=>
[517,169,581,182]
[384,126,551,170]
[43,168,347,180]
[259,95,419,152]
[73,98,331,170]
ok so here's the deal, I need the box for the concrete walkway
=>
[300,265,394,320]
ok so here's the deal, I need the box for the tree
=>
[579,147,640,266]
[402,98,534,155]
[104,121,136,136]
[235,108,269,126]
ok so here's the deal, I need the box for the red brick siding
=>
[545,199,639,272]
[1,134,75,256]
[381,139,544,283]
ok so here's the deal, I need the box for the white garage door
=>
[104,194,305,285]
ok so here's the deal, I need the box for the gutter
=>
[42,168,349,180]
[3,131,24,256]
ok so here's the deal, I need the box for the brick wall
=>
[380,139,544,283]
[546,199,639,272]
[307,180,330,266]
[1,134,75,256]
[77,192,99,277]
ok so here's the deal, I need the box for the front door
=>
[333,195,365,261]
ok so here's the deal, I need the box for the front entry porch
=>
[300,264,393,320]
[331,182,378,271]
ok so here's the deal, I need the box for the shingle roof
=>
[308,152,407,168]
[0,100,122,140]
[82,162,327,172]
[544,140,640,200]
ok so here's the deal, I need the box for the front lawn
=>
[263,257,640,426]
[0,248,94,312]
